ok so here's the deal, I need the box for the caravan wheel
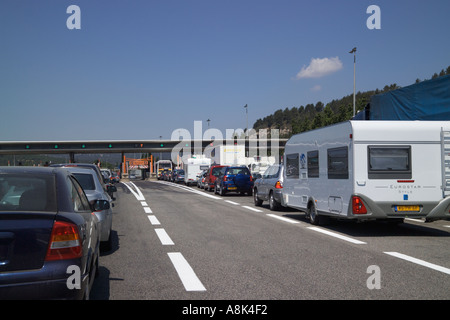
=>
[308,203,321,225]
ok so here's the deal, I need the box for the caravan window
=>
[286,154,299,179]
[327,147,348,179]
[368,146,411,179]
[307,150,319,178]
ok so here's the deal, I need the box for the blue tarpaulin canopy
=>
[370,75,450,120]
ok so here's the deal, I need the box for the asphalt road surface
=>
[91,180,450,304]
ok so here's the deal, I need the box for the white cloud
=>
[296,57,343,79]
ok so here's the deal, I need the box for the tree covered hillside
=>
[253,66,450,138]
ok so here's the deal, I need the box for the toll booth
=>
[122,155,153,179]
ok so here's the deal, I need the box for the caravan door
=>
[284,153,303,207]
[328,196,343,213]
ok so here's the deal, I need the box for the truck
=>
[282,120,450,225]
[209,144,246,166]
[207,145,275,177]
[183,156,211,186]
[354,74,450,121]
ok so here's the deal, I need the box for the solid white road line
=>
[129,182,145,200]
[155,228,175,245]
[308,226,366,244]
[155,181,222,200]
[147,215,161,225]
[242,205,263,212]
[144,207,152,213]
[168,252,206,292]
[266,214,300,224]
[384,252,450,275]
[123,182,145,201]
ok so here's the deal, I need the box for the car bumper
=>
[346,194,450,222]
[223,183,254,193]
[0,259,89,300]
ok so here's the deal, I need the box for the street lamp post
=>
[349,47,357,117]
[159,135,162,161]
[243,104,248,136]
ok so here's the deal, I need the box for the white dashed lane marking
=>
[168,252,207,292]
[148,215,161,225]
[266,214,300,224]
[308,226,367,245]
[155,228,175,245]
[384,252,450,275]
[124,181,207,291]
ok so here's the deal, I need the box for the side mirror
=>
[107,185,117,193]
[91,199,110,212]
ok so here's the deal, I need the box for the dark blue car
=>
[0,167,103,299]
[214,166,254,196]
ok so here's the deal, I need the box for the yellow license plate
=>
[395,205,420,212]
[227,187,237,190]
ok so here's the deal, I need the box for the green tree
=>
[312,112,324,129]
[322,105,336,126]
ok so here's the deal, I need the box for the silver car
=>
[65,167,114,251]
[253,164,284,211]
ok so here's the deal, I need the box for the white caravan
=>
[184,156,211,185]
[282,120,450,224]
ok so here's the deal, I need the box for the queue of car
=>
[0,163,118,300]
[192,163,285,210]
[0,161,283,299]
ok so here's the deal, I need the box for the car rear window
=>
[0,174,57,212]
[226,168,250,175]
[73,173,96,190]
[211,167,224,176]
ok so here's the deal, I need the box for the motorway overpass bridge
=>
[0,139,287,162]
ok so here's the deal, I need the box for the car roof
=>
[62,166,97,175]
[0,166,62,175]
[50,163,98,169]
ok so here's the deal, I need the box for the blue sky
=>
[1,0,449,141]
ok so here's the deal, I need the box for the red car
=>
[203,165,227,191]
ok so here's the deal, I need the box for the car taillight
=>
[223,175,228,182]
[249,176,253,182]
[45,221,82,261]
[352,196,367,214]
[275,181,283,189]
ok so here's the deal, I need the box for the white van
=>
[282,121,450,224]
